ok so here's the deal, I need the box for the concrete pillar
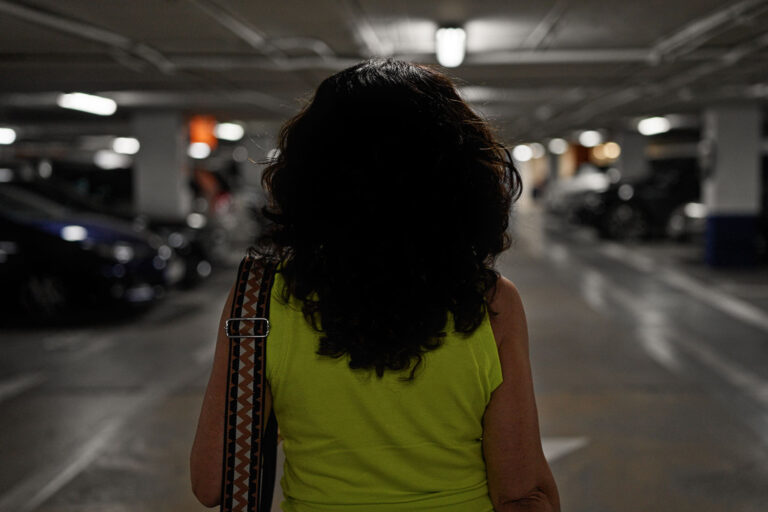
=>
[131,111,191,221]
[616,131,649,181]
[548,153,559,184]
[701,103,762,267]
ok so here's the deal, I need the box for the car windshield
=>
[0,185,72,219]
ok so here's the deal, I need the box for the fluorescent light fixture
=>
[188,142,211,159]
[57,92,117,116]
[603,141,621,159]
[512,144,533,162]
[214,122,245,141]
[61,225,88,242]
[0,127,16,145]
[435,27,466,67]
[548,138,568,155]
[94,149,131,170]
[112,137,140,155]
[529,142,545,159]
[186,212,207,229]
[578,130,603,148]
[637,116,671,136]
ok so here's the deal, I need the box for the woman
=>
[191,58,560,512]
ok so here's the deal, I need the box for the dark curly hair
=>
[256,58,522,379]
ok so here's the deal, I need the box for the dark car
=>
[575,158,700,240]
[0,185,173,319]
[9,173,211,287]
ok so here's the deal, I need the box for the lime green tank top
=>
[266,270,503,511]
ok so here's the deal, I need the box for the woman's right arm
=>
[483,276,560,512]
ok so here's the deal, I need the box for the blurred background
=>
[1,1,767,510]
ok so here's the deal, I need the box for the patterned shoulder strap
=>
[221,248,279,512]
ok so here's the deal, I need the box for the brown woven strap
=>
[221,249,278,512]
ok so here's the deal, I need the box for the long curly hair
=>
[256,58,522,379]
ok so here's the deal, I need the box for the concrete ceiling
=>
[0,0,767,145]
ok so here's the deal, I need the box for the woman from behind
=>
[191,58,560,512]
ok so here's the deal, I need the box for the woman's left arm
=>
[190,283,273,507]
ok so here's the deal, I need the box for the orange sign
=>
[189,115,218,150]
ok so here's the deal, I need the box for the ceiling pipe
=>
[340,0,392,57]
[649,0,768,64]
[185,0,285,60]
[188,0,339,63]
[519,0,570,50]
[0,0,176,75]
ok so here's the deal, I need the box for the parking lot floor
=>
[1,208,768,511]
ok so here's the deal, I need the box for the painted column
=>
[548,152,559,184]
[700,103,762,267]
[616,131,649,181]
[131,111,191,221]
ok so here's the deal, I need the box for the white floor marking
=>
[0,373,44,405]
[555,239,768,445]
[598,242,768,334]
[0,418,125,512]
[0,367,201,512]
[542,437,590,463]
[660,269,768,334]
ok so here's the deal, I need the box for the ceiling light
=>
[529,142,545,159]
[112,137,140,155]
[578,130,603,148]
[548,138,568,155]
[57,92,117,116]
[435,27,466,68]
[0,127,16,145]
[637,116,671,136]
[214,122,245,141]
[188,142,211,159]
[94,150,131,170]
[512,144,533,162]
[603,141,621,159]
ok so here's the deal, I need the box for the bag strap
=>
[221,248,279,512]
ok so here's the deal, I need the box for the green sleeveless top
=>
[266,270,503,511]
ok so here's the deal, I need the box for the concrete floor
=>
[1,209,768,511]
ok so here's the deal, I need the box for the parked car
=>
[544,163,615,219]
[8,170,212,287]
[0,184,179,319]
[575,158,700,240]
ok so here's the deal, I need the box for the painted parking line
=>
[548,240,768,446]
[0,373,44,406]
[0,367,202,512]
[542,437,590,463]
[598,242,768,335]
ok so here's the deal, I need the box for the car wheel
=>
[19,273,71,319]
[601,204,648,240]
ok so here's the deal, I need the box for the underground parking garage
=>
[1,1,768,511]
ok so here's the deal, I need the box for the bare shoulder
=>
[487,274,527,350]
